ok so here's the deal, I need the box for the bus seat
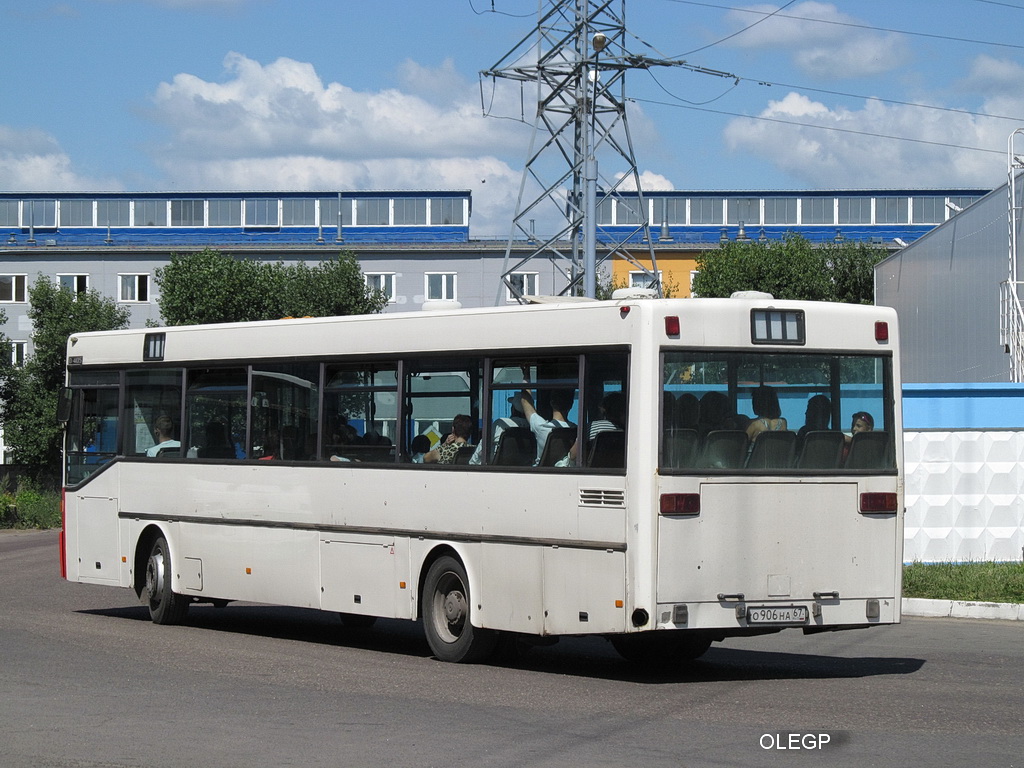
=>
[796,430,845,469]
[454,444,476,465]
[154,446,181,458]
[492,427,536,466]
[746,430,796,469]
[698,430,748,469]
[663,428,698,468]
[845,430,891,469]
[539,427,577,467]
[587,430,625,469]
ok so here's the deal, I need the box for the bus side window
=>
[184,368,247,460]
[125,369,183,458]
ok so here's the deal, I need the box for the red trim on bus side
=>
[59,488,66,579]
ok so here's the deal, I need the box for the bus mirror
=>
[56,387,73,423]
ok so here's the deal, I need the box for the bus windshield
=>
[661,350,895,472]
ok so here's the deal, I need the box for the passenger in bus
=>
[675,392,699,430]
[696,391,733,437]
[410,434,431,463]
[842,411,874,462]
[746,385,787,441]
[424,414,473,464]
[517,389,574,465]
[200,418,236,459]
[797,394,832,443]
[468,397,529,465]
[560,391,627,467]
[145,416,180,456]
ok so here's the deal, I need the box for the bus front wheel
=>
[422,556,496,663]
[144,536,189,625]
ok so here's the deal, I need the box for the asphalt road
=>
[2,529,1021,768]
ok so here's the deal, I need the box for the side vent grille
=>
[579,488,626,508]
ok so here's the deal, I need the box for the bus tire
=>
[422,555,496,663]
[144,536,189,625]
[610,631,712,665]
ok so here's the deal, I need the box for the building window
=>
[727,198,760,226]
[8,341,27,367]
[690,198,722,225]
[58,274,89,296]
[60,199,94,227]
[875,196,908,224]
[171,199,204,226]
[507,272,538,301]
[764,197,797,225]
[617,198,645,225]
[0,200,18,227]
[318,197,354,228]
[119,274,150,303]
[837,197,871,224]
[801,197,834,224]
[97,199,130,227]
[245,198,279,227]
[393,198,426,225]
[425,273,457,301]
[134,199,168,227]
[429,197,465,226]
[596,198,614,225]
[654,197,686,224]
[911,197,944,224]
[948,196,980,214]
[365,273,397,303]
[24,199,56,228]
[356,198,389,226]
[282,198,317,226]
[629,270,661,290]
[0,275,27,303]
[208,199,241,226]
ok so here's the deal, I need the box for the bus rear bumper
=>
[653,596,900,632]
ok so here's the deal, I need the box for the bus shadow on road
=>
[81,603,925,683]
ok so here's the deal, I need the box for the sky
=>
[2,0,1024,237]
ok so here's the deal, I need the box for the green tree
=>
[155,249,387,326]
[691,234,886,304]
[0,277,130,482]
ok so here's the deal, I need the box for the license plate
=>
[746,605,809,625]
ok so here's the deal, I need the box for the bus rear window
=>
[661,351,894,472]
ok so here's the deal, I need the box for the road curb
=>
[902,597,1024,621]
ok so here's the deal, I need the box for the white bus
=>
[60,296,903,664]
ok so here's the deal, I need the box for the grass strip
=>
[903,561,1024,604]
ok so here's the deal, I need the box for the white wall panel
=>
[904,431,1024,562]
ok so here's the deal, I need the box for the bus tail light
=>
[875,321,889,342]
[660,493,700,516]
[860,492,898,513]
[665,316,680,336]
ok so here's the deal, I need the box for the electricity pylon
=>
[482,0,676,302]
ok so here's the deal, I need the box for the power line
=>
[630,96,1007,156]
[664,0,1024,53]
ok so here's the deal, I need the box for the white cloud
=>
[145,52,535,234]
[616,170,675,192]
[722,2,908,79]
[722,89,1009,188]
[0,126,121,191]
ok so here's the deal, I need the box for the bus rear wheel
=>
[422,556,496,663]
[144,536,189,625]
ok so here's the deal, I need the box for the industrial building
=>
[0,187,986,364]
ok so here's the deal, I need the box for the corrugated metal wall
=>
[876,186,1012,383]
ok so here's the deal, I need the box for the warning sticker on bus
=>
[746,605,809,625]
